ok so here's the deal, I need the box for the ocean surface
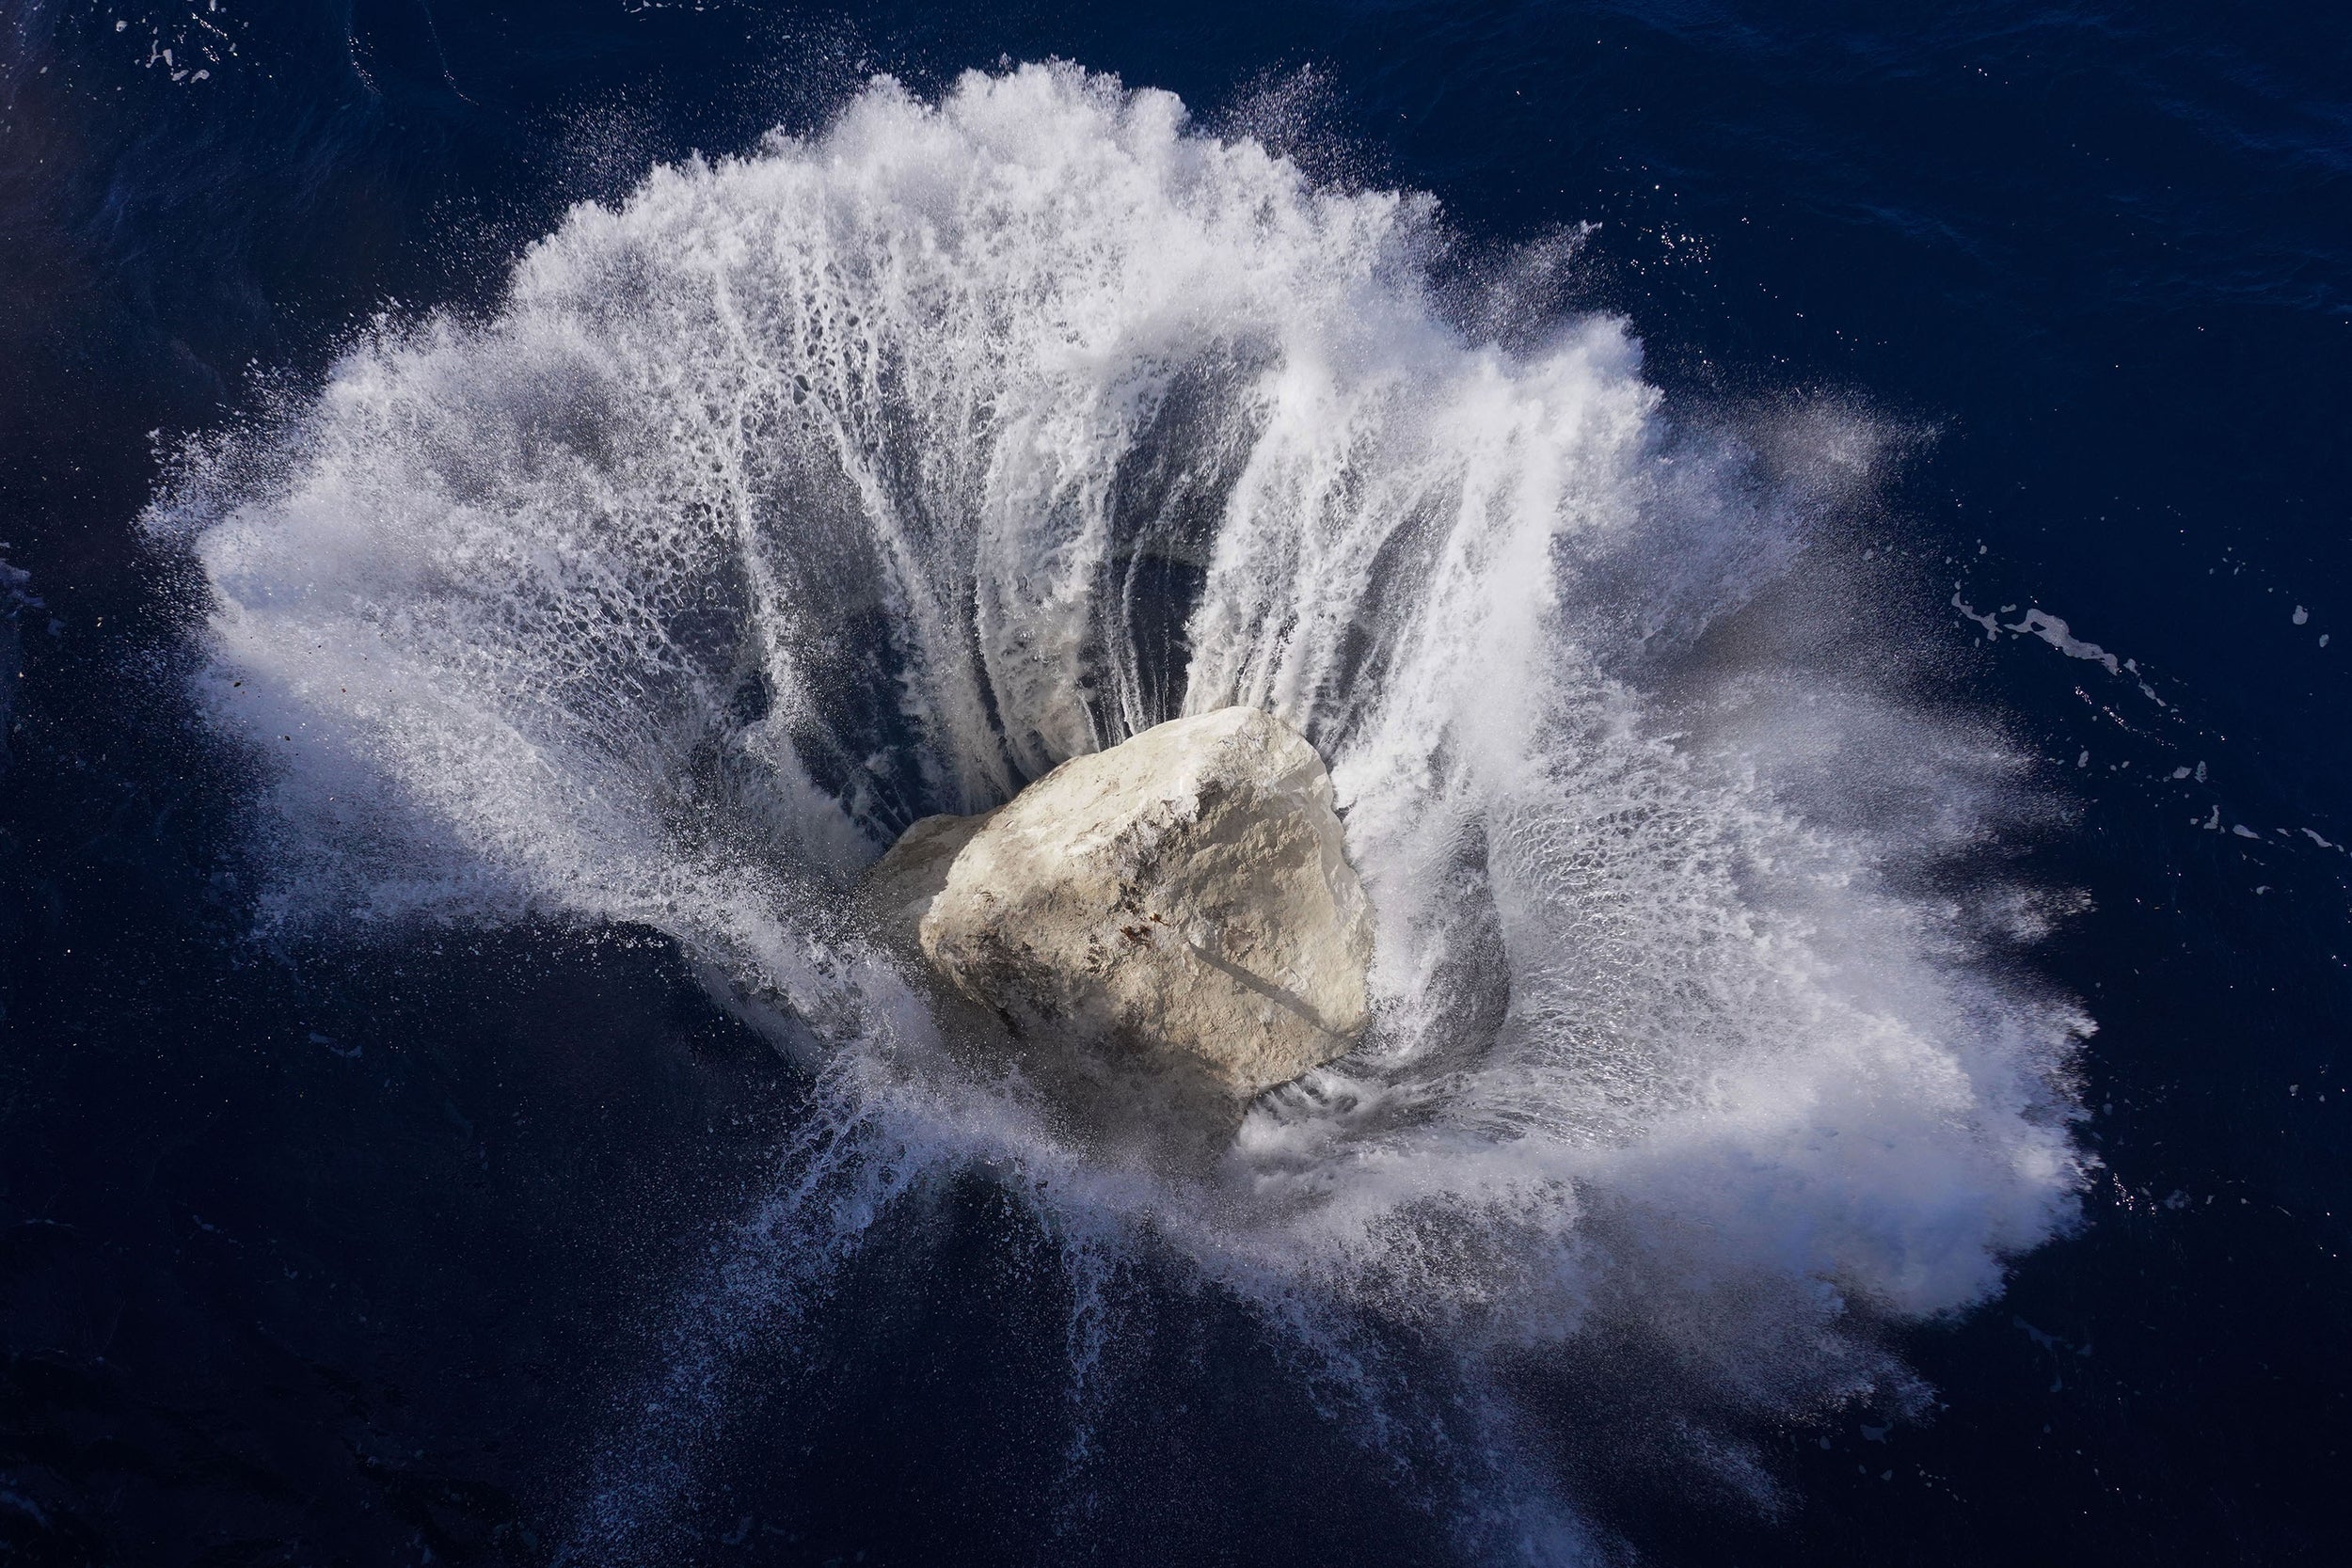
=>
[2,4,2346,1565]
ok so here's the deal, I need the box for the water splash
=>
[151,63,2087,1561]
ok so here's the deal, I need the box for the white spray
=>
[152,64,2088,1562]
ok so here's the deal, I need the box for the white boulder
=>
[861,707,1374,1128]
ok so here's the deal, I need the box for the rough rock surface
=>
[861,707,1374,1124]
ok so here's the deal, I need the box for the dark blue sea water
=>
[3,4,2347,1564]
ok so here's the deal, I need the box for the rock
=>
[860,706,1374,1130]
[856,808,997,939]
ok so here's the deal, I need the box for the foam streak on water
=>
[153,64,2088,1561]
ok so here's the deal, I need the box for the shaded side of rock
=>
[857,808,995,944]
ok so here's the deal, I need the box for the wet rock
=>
[861,707,1374,1130]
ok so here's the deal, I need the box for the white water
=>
[154,64,2088,1561]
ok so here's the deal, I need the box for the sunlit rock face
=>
[863,707,1374,1130]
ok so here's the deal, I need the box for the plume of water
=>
[151,63,2087,1560]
